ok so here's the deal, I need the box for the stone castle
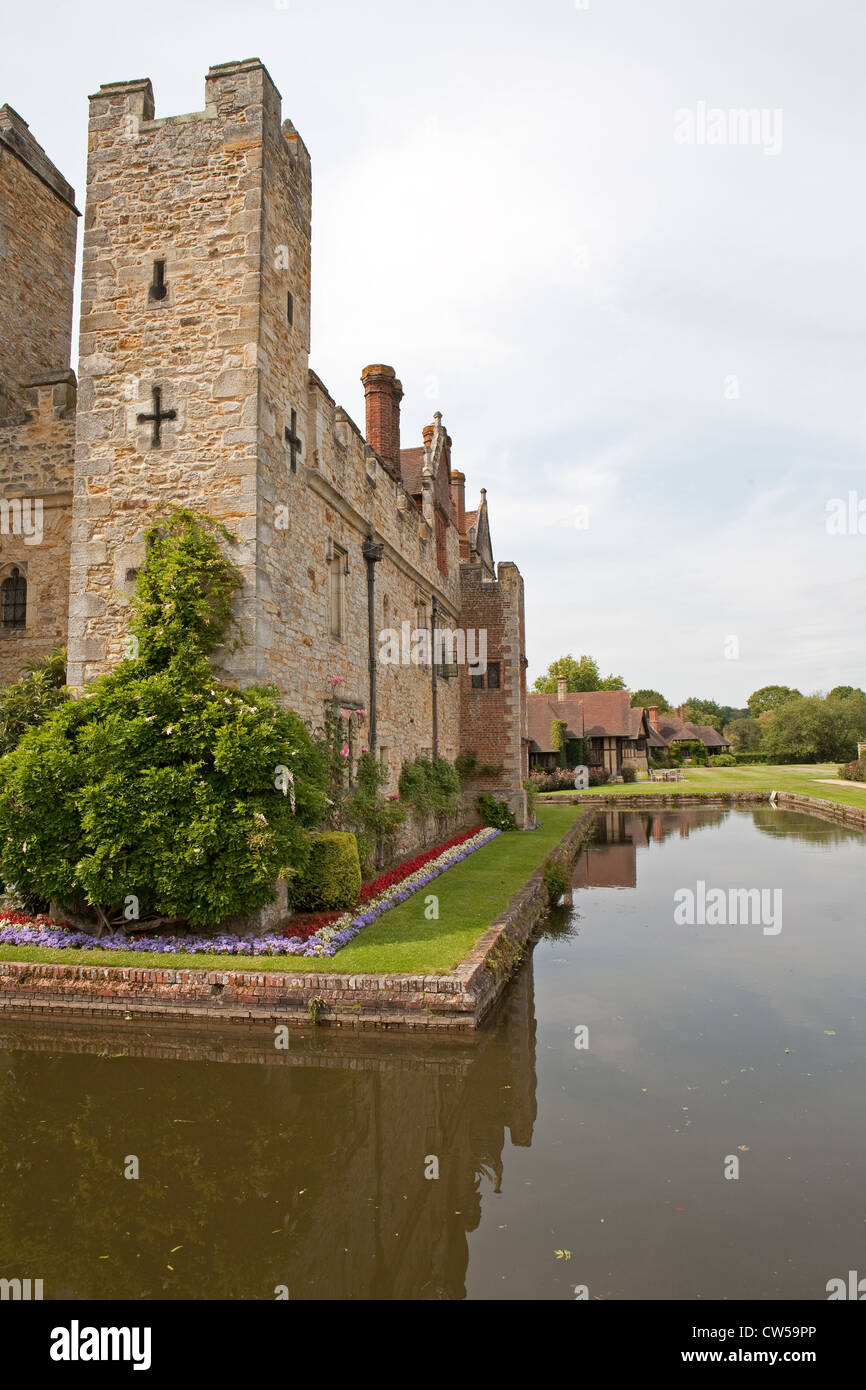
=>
[0,59,529,822]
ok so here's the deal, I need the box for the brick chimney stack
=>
[557,676,567,702]
[361,364,403,475]
[648,706,659,728]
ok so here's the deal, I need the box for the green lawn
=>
[540,763,866,810]
[0,804,584,977]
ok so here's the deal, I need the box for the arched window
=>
[1,568,26,629]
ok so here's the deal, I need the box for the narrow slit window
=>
[287,292,294,326]
[149,259,167,302]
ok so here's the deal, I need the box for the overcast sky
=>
[3,0,864,705]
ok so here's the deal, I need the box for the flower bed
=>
[0,825,501,960]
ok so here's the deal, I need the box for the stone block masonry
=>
[0,106,79,684]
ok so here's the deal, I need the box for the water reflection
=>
[0,968,537,1301]
[570,807,727,893]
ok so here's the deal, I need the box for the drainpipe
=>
[431,593,439,762]
[362,535,384,750]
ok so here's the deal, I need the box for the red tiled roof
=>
[399,447,425,497]
[527,690,636,750]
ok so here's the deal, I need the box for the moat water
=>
[1,806,864,1300]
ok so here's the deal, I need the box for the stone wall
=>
[0,375,75,683]
[0,105,78,417]
[0,105,78,684]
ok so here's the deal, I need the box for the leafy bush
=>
[344,751,406,871]
[734,751,814,765]
[398,755,462,819]
[621,765,636,783]
[475,791,517,830]
[587,767,610,786]
[0,647,69,757]
[542,856,570,904]
[528,766,589,792]
[709,753,737,767]
[522,776,540,818]
[455,750,503,784]
[838,759,866,783]
[289,831,362,911]
[0,513,328,927]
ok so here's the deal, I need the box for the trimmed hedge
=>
[734,751,816,765]
[289,831,362,911]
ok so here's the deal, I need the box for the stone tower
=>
[0,106,78,682]
[67,59,312,689]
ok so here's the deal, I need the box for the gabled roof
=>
[527,690,640,750]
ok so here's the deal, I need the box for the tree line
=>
[533,656,866,762]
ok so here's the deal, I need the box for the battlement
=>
[87,59,310,173]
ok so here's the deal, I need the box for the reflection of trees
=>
[749,806,863,845]
[0,970,537,1301]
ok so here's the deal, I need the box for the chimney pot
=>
[648,705,659,728]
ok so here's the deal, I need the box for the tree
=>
[0,511,328,927]
[533,653,625,694]
[630,689,672,712]
[747,685,802,718]
[760,695,842,762]
[680,698,734,734]
[724,716,763,752]
[0,647,69,756]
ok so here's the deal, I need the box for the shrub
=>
[523,776,540,818]
[0,513,328,927]
[344,751,406,871]
[588,767,609,786]
[289,831,362,911]
[542,856,570,904]
[621,765,636,783]
[709,753,737,767]
[398,755,462,820]
[475,791,517,830]
[455,750,502,784]
[0,647,69,757]
[838,759,866,783]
